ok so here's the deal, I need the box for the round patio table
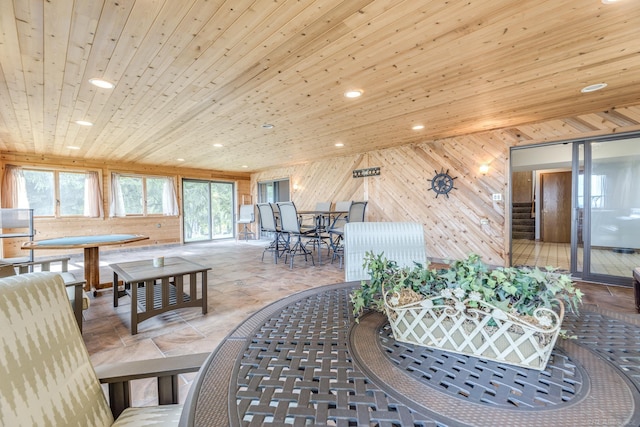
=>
[180,282,640,426]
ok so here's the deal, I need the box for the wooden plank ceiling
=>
[0,0,639,172]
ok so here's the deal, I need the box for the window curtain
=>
[109,173,126,217]
[84,171,104,217]
[1,165,29,208]
[162,177,179,216]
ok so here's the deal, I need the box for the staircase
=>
[512,202,535,240]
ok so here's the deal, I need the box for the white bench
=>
[343,222,427,282]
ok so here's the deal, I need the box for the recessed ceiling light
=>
[581,83,607,93]
[75,120,93,126]
[335,143,344,147]
[344,90,363,98]
[412,124,425,130]
[67,146,80,150]
[601,0,619,4]
[262,123,274,129]
[213,143,223,148]
[89,78,115,89]
[241,165,248,168]
[177,158,185,162]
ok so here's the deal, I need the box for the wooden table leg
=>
[84,246,100,293]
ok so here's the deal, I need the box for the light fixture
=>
[412,124,425,130]
[241,165,248,168]
[177,158,185,162]
[262,123,274,129]
[67,146,80,150]
[601,0,620,4]
[344,90,363,98]
[89,78,115,89]
[335,142,344,147]
[479,164,490,175]
[581,83,607,93]
[213,143,223,148]
[75,120,93,126]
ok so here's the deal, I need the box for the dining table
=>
[297,210,347,264]
[22,234,148,295]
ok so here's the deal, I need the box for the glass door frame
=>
[570,142,583,277]
[578,132,639,286]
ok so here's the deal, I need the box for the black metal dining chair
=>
[277,201,316,269]
[257,203,286,264]
[328,201,368,267]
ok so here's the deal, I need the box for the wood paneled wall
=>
[252,105,640,266]
[0,153,251,258]
[3,105,639,265]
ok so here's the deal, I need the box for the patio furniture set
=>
[256,200,368,269]
[3,210,638,426]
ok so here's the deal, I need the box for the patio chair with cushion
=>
[0,272,207,426]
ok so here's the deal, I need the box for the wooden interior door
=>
[541,171,572,243]
[512,171,533,203]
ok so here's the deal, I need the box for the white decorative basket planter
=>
[384,294,564,371]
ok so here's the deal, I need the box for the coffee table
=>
[110,256,210,334]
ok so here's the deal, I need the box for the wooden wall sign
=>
[352,167,380,178]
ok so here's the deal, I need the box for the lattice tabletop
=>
[186,283,640,427]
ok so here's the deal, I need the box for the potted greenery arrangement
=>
[351,252,583,370]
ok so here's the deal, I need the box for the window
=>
[20,168,102,217]
[257,178,290,203]
[110,173,178,217]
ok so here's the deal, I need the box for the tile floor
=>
[69,238,636,407]
[79,239,346,405]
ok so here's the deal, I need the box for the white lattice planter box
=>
[384,294,564,371]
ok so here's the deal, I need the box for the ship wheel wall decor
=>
[428,168,457,198]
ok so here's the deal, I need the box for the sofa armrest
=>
[95,352,209,419]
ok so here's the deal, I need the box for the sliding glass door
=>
[183,179,234,242]
[511,133,640,285]
[584,137,640,281]
[511,144,573,272]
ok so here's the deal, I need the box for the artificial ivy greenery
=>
[350,252,583,320]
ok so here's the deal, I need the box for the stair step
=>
[512,213,533,220]
[512,202,535,240]
[513,232,535,240]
